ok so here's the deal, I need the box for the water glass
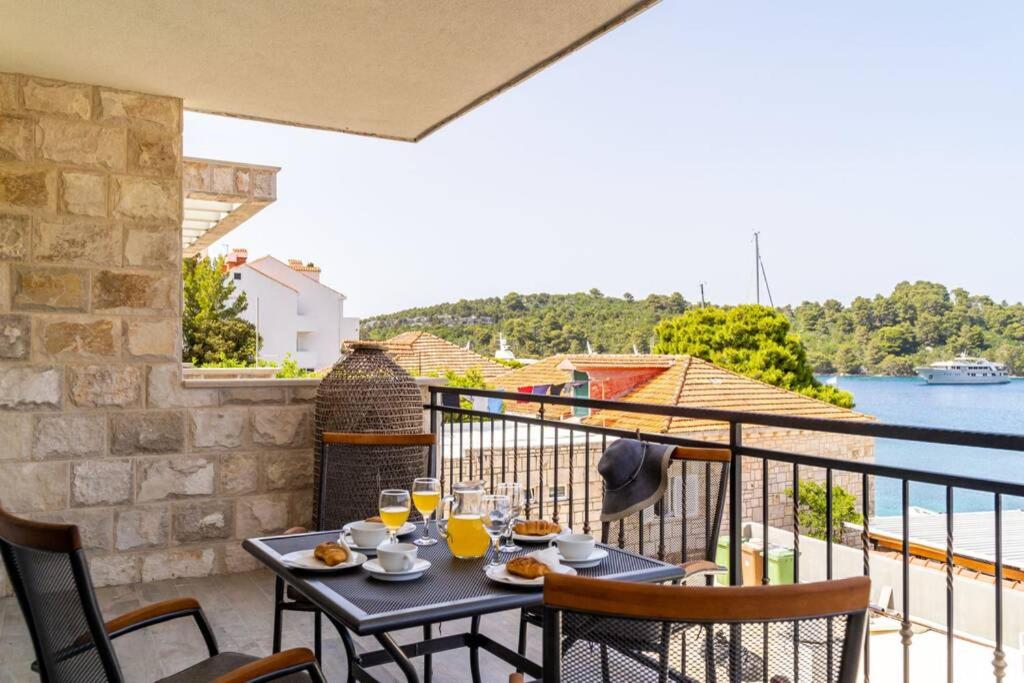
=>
[480,494,511,571]
[497,482,523,552]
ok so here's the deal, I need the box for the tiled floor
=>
[0,570,539,682]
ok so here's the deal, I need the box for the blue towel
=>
[487,397,504,414]
[532,384,551,395]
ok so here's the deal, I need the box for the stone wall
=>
[0,72,316,597]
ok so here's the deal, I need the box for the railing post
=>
[428,390,438,479]
[728,421,743,587]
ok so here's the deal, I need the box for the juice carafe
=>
[439,480,490,559]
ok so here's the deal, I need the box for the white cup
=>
[551,533,595,561]
[377,542,418,572]
[349,521,387,548]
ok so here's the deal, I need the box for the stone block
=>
[110,410,184,454]
[13,265,86,311]
[90,554,141,588]
[220,386,286,405]
[0,313,30,359]
[0,213,28,259]
[115,506,169,550]
[224,544,261,573]
[123,225,178,269]
[33,219,119,265]
[69,365,142,408]
[60,172,107,217]
[40,317,116,357]
[189,408,246,450]
[219,452,259,496]
[22,78,91,119]
[128,126,180,177]
[37,509,113,552]
[0,168,53,209]
[287,385,319,403]
[0,462,68,511]
[147,363,218,408]
[210,166,237,194]
[253,170,275,199]
[112,176,178,221]
[182,160,210,190]
[141,548,215,583]
[32,413,105,459]
[72,459,133,506]
[235,495,290,537]
[172,500,233,543]
[263,451,314,492]
[36,118,125,171]
[289,491,314,530]
[123,318,177,358]
[98,89,180,131]
[92,270,175,312]
[0,73,18,112]
[0,115,32,161]
[251,408,312,448]
[0,413,30,460]
[136,455,215,502]
[0,365,62,409]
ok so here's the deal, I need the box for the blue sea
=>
[816,375,1024,516]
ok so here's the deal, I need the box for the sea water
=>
[817,375,1024,516]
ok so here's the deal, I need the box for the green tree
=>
[182,255,257,366]
[785,481,863,542]
[652,305,854,408]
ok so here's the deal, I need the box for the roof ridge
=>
[663,356,692,433]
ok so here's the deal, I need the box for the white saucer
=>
[338,532,382,555]
[556,547,608,569]
[485,562,576,588]
[511,525,570,543]
[343,521,416,537]
[281,549,367,572]
[363,558,431,582]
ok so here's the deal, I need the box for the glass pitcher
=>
[439,480,491,559]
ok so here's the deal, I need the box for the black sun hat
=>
[598,439,674,522]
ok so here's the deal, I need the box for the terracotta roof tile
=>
[382,332,511,382]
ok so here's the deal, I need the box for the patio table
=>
[244,526,684,683]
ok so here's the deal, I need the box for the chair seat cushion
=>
[156,652,311,682]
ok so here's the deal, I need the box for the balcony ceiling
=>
[0,0,657,142]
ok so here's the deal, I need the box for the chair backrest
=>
[602,445,730,566]
[543,574,870,683]
[0,506,122,682]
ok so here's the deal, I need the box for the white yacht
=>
[914,355,1010,385]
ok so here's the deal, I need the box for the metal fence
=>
[427,385,1024,683]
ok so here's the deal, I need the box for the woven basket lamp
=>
[313,341,432,528]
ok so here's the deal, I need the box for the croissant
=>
[507,556,551,580]
[513,520,561,536]
[365,515,383,523]
[314,541,349,566]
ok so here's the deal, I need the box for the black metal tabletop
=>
[244,526,684,635]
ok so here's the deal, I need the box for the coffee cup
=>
[377,542,418,572]
[550,533,595,561]
[348,521,387,548]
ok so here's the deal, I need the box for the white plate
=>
[343,521,416,537]
[281,549,367,572]
[511,525,570,543]
[556,547,608,569]
[485,562,577,588]
[363,558,431,582]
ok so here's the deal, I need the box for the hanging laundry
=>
[532,384,551,395]
[471,395,489,413]
[441,392,461,409]
[517,386,534,394]
[486,397,505,414]
[549,383,566,396]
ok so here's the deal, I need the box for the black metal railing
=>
[427,386,1024,683]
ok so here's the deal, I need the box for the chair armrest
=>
[212,648,324,683]
[679,560,728,579]
[106,597,218,656]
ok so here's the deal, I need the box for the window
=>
[233,272,242,280]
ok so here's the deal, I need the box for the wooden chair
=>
[0,505,325,683]
[542,573,870,683]
[517,445,731,661]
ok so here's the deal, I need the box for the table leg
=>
[374,632,421,683]
[326,614,358,683]
[422,623,432,683]
[470,616,482,683]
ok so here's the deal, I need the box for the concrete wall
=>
[232,263,299,365]
[0,72,315,597]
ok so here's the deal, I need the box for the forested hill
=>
[361,290,688,357]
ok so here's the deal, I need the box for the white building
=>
[226,250,359,370]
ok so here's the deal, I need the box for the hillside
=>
[361,290,688,357]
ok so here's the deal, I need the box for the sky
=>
[184,2,1024,319]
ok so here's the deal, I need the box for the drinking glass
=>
[480,494,511,571]
[379,489,411,545]
[411,477,441,546]
[496,482,524,553]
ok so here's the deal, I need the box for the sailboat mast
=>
[754,231,761,305]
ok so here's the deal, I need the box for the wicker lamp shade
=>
[313,342,427,528]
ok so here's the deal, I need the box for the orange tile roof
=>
[383,332,511,382]
[490,354,676,391]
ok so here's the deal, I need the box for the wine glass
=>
[480,494,511,571]
[411,477,441,546]
[379,489,411,545]
[497,482,523,553]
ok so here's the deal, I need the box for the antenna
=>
[699,282,706,308]
[754,232,760,305]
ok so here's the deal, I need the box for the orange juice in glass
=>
[378,489,411,545]
[412,477,441,546]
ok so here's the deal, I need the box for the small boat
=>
[914,355,1010,385]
